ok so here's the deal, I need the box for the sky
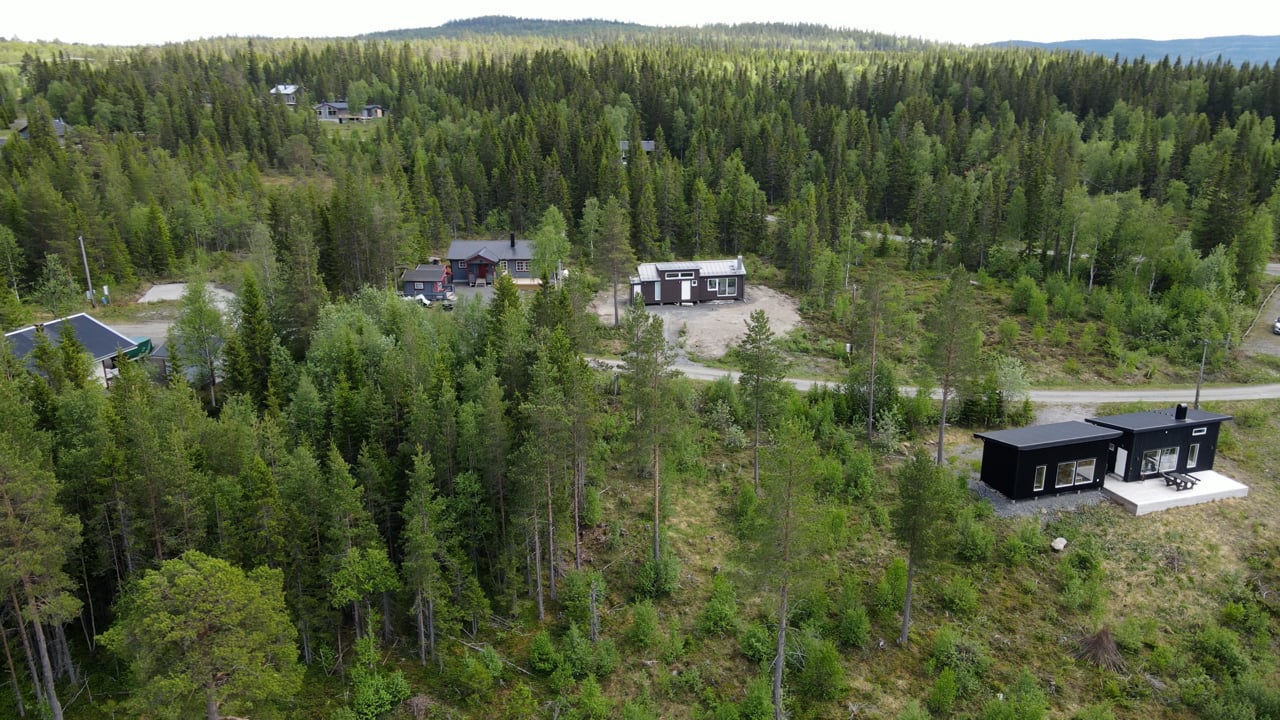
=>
[3,0,1276,48]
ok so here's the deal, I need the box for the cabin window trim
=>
[1187,443,1200,468]
[1191,427,1208,437]
[706,278,719,291]
[1033,465,1046,492]
[665,270,695,280]
[515,260,530,273]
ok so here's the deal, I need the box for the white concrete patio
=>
[1101,470,1249,516]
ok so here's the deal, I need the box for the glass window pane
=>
[1187,443,1200,468]
[1034,465,1046,492]
[1056,462,1075,488]
[1075,458,1096,485]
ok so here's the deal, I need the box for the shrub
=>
[927,625,991,697]
[956,514,995,564]
[571,675,612,720]
[1002,518,1043,567]
[939,575,979,616]
[1189,624,1249,679]
[739,622,773,664]
[835,581,872,649]
[636,556,679,599]
[739,675,776,720]
[627,600,659,650]
[529,630,562,674]
[795,630,847,701]
[561,623,594,678]
[997,318,1020,347]
[698,574,739,636]
[872,558,908,626]
[927,667,959,715]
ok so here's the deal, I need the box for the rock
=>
[1051,537,1068,552]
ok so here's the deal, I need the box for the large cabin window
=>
[1141,447,1179,476]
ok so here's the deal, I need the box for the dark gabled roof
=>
[446,239,533,262]
[974,421,1122,451]
[1087,407,1233,432]
[401,264,448,283]
[5,313,137,363]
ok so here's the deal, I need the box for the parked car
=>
[402,293,431,307]
[1273,315,1280,335]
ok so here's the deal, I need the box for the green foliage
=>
[897,699,931,720]
[927,667,959,715]
[529,629,563,674]
[955,512,996,564]
[1188,623,1249,680]
[571,675,613,720]
[349,632,412,717]
[979,670,1048,720]
[939,575,980,616]
[872,558,908,626]
[636,555,680,599]
[697,573,739,636]
[627,600,660,650]
[927,625,992,699]
[834,579,872,650]
[1001,519,1044,567]
[793,630,846,701]
[738,675,776,720]
[101,551,302,719]
[739,621,774,664]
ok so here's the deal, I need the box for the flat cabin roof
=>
[974,421,1122,451]
[1087,407,1233,432]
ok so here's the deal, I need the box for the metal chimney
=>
[1175,403,1188,420]
[510,232,516,249]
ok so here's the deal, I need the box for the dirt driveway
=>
[590,284,802,360]
[106,283,237,345]
[1241,267,1280,358]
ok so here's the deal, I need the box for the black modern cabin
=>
[974,421,1122,500]
[1085,404,1231,483]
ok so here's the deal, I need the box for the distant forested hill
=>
[995,35,1280,66]
[359,15,940,51]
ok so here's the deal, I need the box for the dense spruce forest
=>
[2,19,1280,720]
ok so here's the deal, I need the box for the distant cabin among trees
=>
[313,101,385,122]
[630,257,746,305]
[269,84,300,105]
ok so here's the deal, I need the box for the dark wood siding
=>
[978,439,1112,500]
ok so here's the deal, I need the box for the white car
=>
[1273,316,1280,335]
[402,294,431,307]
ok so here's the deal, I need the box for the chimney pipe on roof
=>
[510,232,516,249]
[1175,403,1188,420]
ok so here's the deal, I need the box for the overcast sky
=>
[4,0,1276,48]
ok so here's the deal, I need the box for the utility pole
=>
[78,235,95,308]
[1194,333,1231,409]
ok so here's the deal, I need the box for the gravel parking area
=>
[590,284,803,360]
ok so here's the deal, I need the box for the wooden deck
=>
[1101,469,1248,516]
